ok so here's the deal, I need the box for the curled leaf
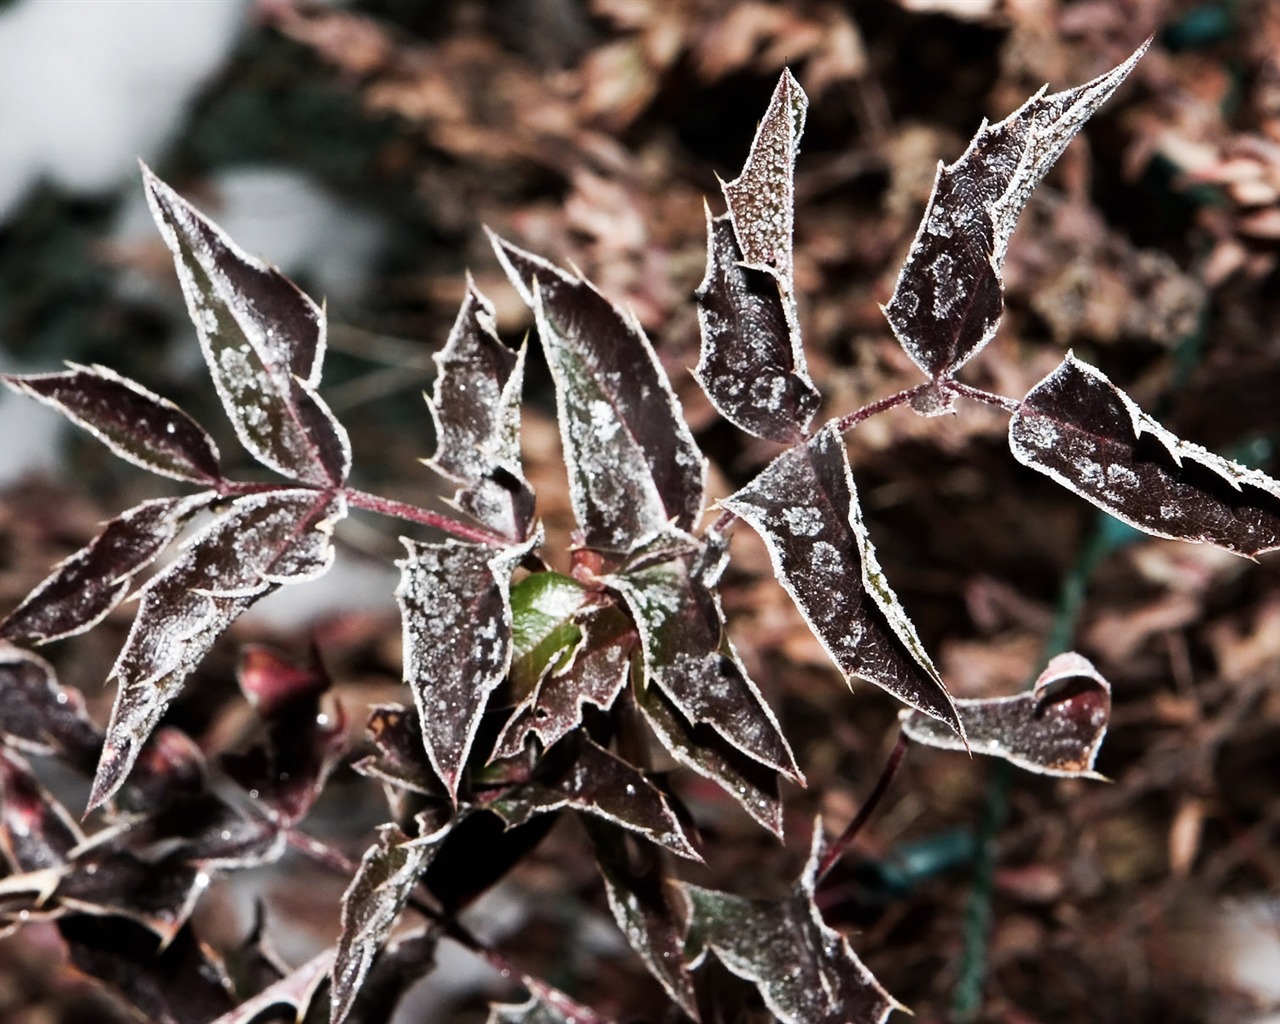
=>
[883,41,1149,379]
[901,652,1111,777]
[1011,352,1280,557]
[722,424,962,736]
[142,163,350,485]
[1,364,221,483]
[0,645,102,769]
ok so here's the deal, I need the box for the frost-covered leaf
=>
[0,645,102,771]
[332,821,451,1024]
[694,209,819,443]
[353,704,445,799]
[1,364,222,483]
[489,232,705,553]
[142,164,350,485]
[1,492,216,646]
[609,539,801,782]
[637,683,783,837]
[495,597,633,760]
[427,277,535,540]
[0,748,83,873]
[1010,352,1280,557]
[93,490,345,809]
[683,825,900,1024]
[722,424,962,736]
[883,42,1148,379]
[488,736,700,861]
[396,535,535,800]
[589,820,697,1016]
[209,949,334,1024]
[901,652,1111,777]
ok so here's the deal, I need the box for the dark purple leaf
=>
[1010,352,1280,557]
[722,424,962,736]
[60,916,235,1024]
[222,647,347,824]
[489,232,705,553]
[142,164,350,485]
[902,652,1112,777]
[353,704,444,798]
[683,825,901,1024]
[495,602,634,760]
[883,42,1148,380]
[332,821,451,1024]
[609,539,801,782]
[488,736,699,861]
[1,364,222,483]
[588,820,697,1017]
[344,927,439,1024]
[210,950,334,1024]
[694,210,818,443]
[396,536,533,800]
[636,683,783,837]
[0,645,102,771]
[53,849,209,942]
[106,791,285,870]
[427,277,536,540]
[122,725,209,812]
[93,490,345,809]
[0,748,83,872]
[1,492,215,646]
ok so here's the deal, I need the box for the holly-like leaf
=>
[683,824,900,1024]
[93,490,345,809]
[353,704,445,799]
[332,821,451,1024]
[901,652,1111,777]
[489,232,705,554]
[488,736,700,861]
[0,645,102,771]
[0,748,84,872]
[722,424,962,736]
[426,277,535,540]
[883,42,1149,380]
[396,535,535,800]
[209,949,334,1024]
[495,598,633,760]
[588,820,698,1017]
[1010,352,1280,557]
[1,364,222,483]
[609,538,801,783]
[142,163,350,485]
[694,209,819,443]
[636,683,783,837]
[1,492,216,646]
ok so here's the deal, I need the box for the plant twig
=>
[816,732,909,883]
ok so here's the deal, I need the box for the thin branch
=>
[834,382,929,433]
[343,487,507,546]
[816,732,909,883]
[945,380,1020,414]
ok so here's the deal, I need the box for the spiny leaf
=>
[609,535,801,783]
[332,821,451,1024]
[694,209,819,443]
[1,492,216,646]
[722,424,962,735]
[683,824,901,1024]
[1011,351,1280,557]
[1,364,222,483]
[883,41,1149,380]
[0,645,102,770]
[396,534,536,800]
[901,652,1111,777]
[489,232,705,554]
[93,490,345,809]
[426,276,535,540]
[488,736,700,861]
[142,163,351,485]
[208,949,334,1024]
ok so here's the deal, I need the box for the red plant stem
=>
[834,382,929,434]
[342,487,507,545]
[816,732,909,883]
[944,380,1020,414]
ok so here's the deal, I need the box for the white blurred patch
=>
[0,0,246,219]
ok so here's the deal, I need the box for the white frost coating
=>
[782,505,822,537]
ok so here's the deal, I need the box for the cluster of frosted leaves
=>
[0,648,346,1023]
[0,169,354,809]
[695,69,820,443]
[723,425,962,739]
[681,824,900,1024]
[883,41,1149,383]
[1010,353,1280,557]
[902,653,1112,777]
